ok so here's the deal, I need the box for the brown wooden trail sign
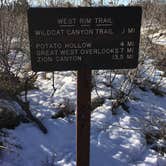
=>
[28,7,142,166]
[28,7,142,71]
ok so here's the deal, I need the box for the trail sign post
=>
[28,7,142,166]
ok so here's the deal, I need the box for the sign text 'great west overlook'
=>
[28,7,142,71]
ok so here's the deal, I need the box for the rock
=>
[0,99,24,129]
[0,106,20,129]
[0,99,26,116]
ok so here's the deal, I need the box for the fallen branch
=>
[15,96,48,134]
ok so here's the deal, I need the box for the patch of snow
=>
[0,67,166,166]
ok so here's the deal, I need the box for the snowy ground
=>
[149,29,166,46]
[0,64,166,166]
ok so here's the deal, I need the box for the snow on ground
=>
[149,29,166,46]
[0,68,166,166]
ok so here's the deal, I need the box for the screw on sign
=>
[28,7,142,166]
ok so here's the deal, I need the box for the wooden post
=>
[77,69,91,166]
